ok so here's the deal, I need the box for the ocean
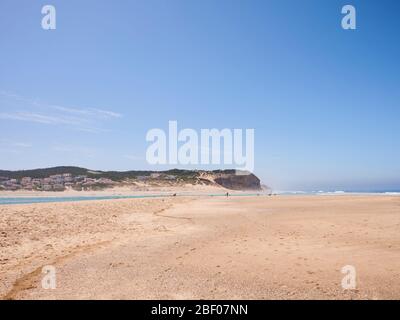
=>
[0,195,167,205]
[275,190,400,196]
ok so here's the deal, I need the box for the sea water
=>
[0,195,166,205]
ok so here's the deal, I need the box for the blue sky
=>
[1,0,399,191]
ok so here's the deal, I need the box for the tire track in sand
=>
[2,241,111,300]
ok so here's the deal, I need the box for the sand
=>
[0,184,232,198]
[1,195,400,300]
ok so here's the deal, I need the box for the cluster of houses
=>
[0,174,115,191]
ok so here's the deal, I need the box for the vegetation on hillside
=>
[0,166,231,181]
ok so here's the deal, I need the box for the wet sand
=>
[1,195,400,299]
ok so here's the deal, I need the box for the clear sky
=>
[1,0,399,191]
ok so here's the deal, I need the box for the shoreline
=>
[0,190,398,205]
[0,192,265,206]
[0,185,232,198]
[0,186,266,205]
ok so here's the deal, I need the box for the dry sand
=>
[1,195,400,300]
[0,184,231,198]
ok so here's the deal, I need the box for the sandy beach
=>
[1,194,400,300]
[0,184,234,198]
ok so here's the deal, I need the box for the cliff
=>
[199,170,261,191]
